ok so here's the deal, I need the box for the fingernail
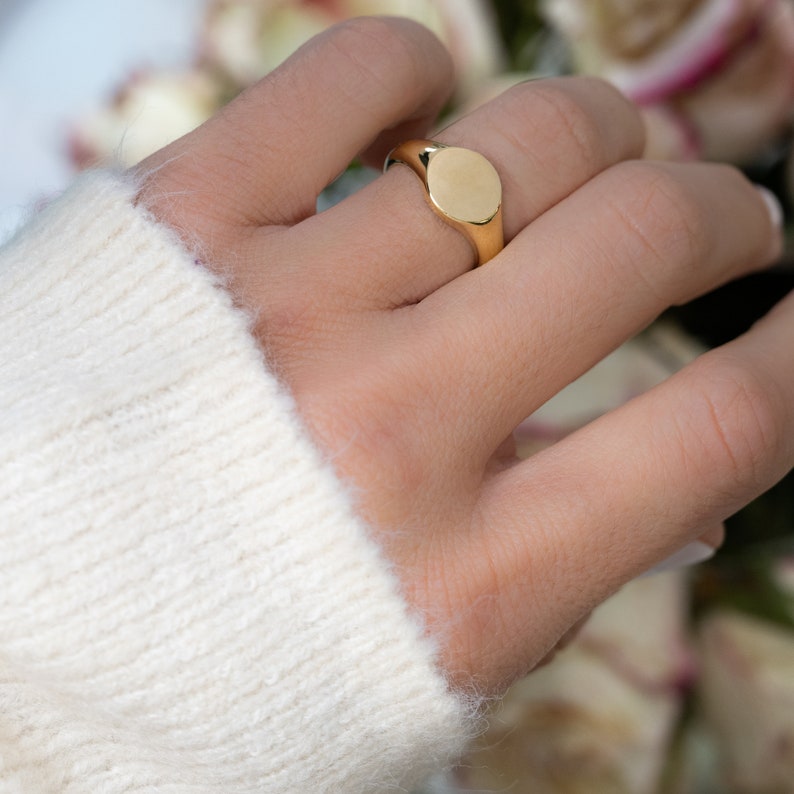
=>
[642,541,715,577]
[756,185,783,229]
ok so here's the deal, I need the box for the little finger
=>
[466,289,794,685]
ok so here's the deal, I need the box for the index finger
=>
[139,17,454,228]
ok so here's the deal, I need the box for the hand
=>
[137,17,790,693]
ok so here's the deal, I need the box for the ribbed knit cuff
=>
[0,172,471,793]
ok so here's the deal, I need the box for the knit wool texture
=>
[0,173,471,792]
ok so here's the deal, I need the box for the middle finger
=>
[275,77,645,310]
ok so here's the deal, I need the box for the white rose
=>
[202,0,505,99]
[70,71,222,169]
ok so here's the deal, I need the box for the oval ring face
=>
[426,146,502,224]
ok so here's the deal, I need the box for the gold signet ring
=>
[384,140,504,266]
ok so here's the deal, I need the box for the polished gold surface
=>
[426,146,502,224]
[385,139,504,266]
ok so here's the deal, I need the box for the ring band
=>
[384,140,504,266]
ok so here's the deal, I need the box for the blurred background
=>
[1,1,793,791]
[0,0,208,240]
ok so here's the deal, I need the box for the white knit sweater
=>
[0,173,470,793]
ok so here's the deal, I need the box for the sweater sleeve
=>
[0,172,472,793]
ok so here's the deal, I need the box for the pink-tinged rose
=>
[673,0,794,163]
[70,71,223,169]
[452,574,691,793]
[543,0,794,163]
[201,0,505,99]
[698,610,794,790]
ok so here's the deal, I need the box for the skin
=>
[137,17,790,694]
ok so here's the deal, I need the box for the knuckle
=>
[602,162,711,298]
[684,354,785,489]
[515,80,608,170]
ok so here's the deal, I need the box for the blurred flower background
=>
[2,0,794,791]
